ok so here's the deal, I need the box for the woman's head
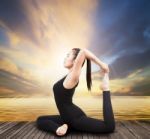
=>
[63,49,75,69]
[64,48,92,91]
[63,48,85,69]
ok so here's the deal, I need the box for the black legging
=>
[36,91,115,135]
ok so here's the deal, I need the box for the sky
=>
[0,0,150,98]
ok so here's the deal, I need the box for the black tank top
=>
[53,74,86,124]
[53,74,79,105]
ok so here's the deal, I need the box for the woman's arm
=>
[83,48,109,73]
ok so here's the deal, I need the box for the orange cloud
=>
[0,0,98,79]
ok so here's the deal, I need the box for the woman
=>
[36,48,115,136]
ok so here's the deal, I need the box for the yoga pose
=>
[36,48,115,136]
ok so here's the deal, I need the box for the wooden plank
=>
[105,121,121,139]
[39,126,55,139]
[71,130,79,139]
[6,122,30,139]
[0,122,26,138]
[87,132,95,139]
[93,133,100,139]
[31,122,51,139]
[121,120,141,138]
[37,131,47,139]
[0,122,18,134]
[66,132,72,139]
[48,132,55,139]
[22,122,39,139]
[0,121,149,138]
[99,134,109,139]
[33,124,45,139]
[0,122,6,126]
[82,133,89,139]
[76,132,83,139]
[76,131,84,139]
[121,120,150,139]
[16,122,34,139]
[135,120,150,132]
[43,131,54,139]
[11,122,35,139]
[0,122,13,129]
[115,121,136,139]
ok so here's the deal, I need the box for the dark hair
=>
[72,48,92,91]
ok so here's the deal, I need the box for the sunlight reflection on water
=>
[0,96,149,121]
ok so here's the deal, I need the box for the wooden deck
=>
[0,120,149,139]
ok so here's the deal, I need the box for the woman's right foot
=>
[100,72,110,91]
[56,124,68,136]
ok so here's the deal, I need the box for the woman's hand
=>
[100,62,110,73]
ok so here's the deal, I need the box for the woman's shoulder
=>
[63,73,79,89]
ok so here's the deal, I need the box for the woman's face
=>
[64,50,75,68]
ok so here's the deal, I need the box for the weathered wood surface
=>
[0,120,149,139]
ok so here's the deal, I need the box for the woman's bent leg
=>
[71,91,115,133]
[36,115,64,134]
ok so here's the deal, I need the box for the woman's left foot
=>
[56,124,68,136]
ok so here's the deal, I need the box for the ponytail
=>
[86,58,92,91]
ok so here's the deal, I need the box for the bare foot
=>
[100,72,110,91]
[56,124,68,136]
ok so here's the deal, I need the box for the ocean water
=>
[0,96,149,121]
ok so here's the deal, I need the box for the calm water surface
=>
[0,96,149,121]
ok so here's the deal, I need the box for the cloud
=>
[92,65,150,96]
[143,26,150,43]
[112,67,150,96]
[0,0,149,97]
[0,69,51,98]
[110,49,150,79]
[0,0,39,45]
[89,0,150,63]
[0,0,98,49]
[0,0,98,76]
[0,0,99,97]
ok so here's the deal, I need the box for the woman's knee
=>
[106,123,115,133]
[36,116,45,126]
